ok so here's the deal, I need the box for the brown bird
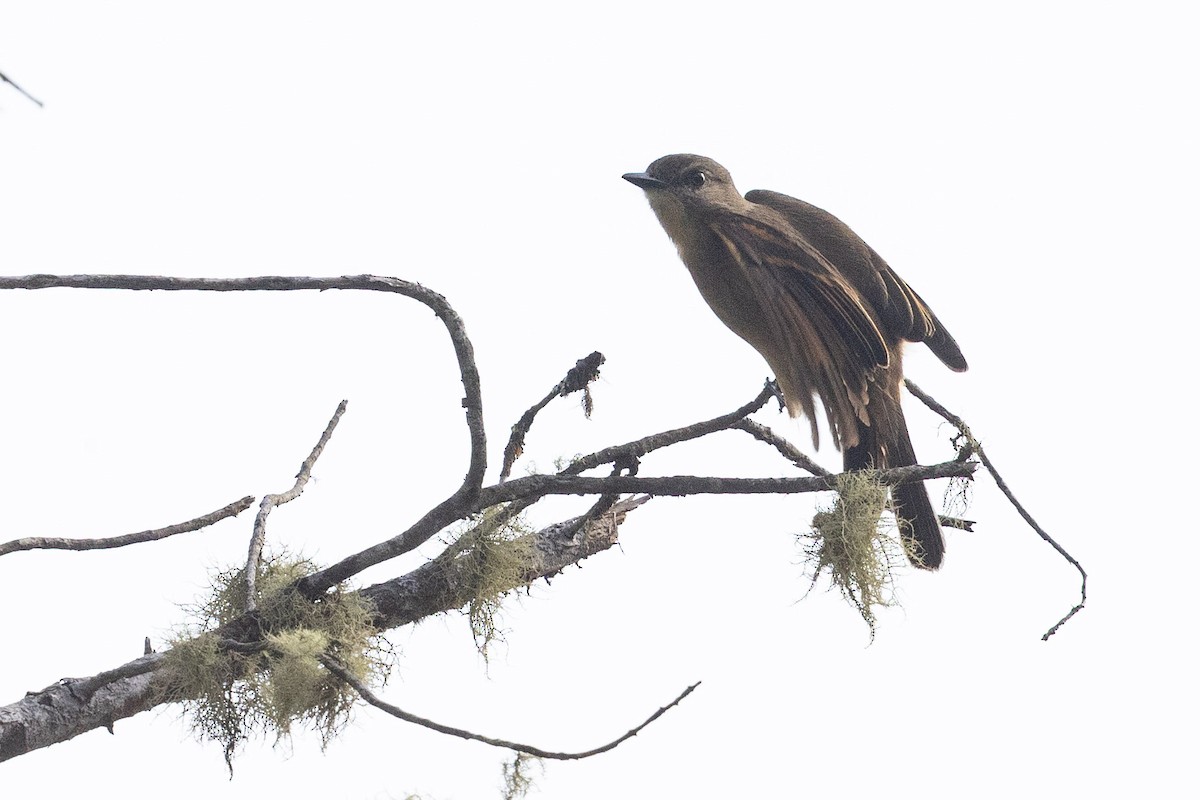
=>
[624,154,967,569]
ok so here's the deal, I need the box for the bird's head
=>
[623,154,743,214]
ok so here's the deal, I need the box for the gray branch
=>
[0,497,256,558]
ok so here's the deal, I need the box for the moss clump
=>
[436,505,537,664]
[802,470,907,640]
[162,551,392,771]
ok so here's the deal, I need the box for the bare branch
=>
[905,379,1086,639]
[0,68,43,107]
[476,459,976,506]
[500,352,605,482]
[0,496,255,558]
[321,655,699,761]
[246,400,348,611]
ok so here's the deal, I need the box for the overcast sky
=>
[2,2,1197,798]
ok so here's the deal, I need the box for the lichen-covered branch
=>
[0,498,647,762]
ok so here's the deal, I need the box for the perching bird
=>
[623,154,967,569]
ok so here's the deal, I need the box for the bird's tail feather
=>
[844,400,944,570]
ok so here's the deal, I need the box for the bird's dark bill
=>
[622,172,666,190]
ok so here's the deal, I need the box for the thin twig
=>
[245,400,348,612]
[0,496,255,557]
[500,352,605,482]
[904,379,1086,639]
[565,385,776,476]
[733,418,831,476]
[320,655,699,760]
[0,69,43,107]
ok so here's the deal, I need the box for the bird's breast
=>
[646,194,774,353]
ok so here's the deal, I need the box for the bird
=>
[623,154,967,569]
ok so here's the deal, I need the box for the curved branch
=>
[321,655,699,761]
[0,274,488,597]
[904,379,1086,639]
[0,496,255,558]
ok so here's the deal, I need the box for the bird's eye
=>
[684,170,707,189]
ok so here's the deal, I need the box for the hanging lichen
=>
[435,505,537,664]
[801,470,908,640]
[160,551,393,771]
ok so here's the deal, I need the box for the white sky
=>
[2,2,1196,797]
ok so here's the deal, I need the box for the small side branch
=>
[0,68,43,107]
[246,400,348,611]
[320,655,699,761]
[905,379,1086,639]
[564,385,776,476]
[0,496,255,558]
[500,352,605,481]
[733,418,831,476]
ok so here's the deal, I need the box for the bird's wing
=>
[746,189,968,373]
[709,211,890,449]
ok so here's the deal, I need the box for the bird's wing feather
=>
[746,189,968,372]
[710,213,890,449]
[712,214,890,368]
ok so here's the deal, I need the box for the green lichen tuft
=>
[437,505,537,664]
[802,470,907,641]
[161,551,392,771]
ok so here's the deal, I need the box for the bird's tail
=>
[843,397,945,570]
